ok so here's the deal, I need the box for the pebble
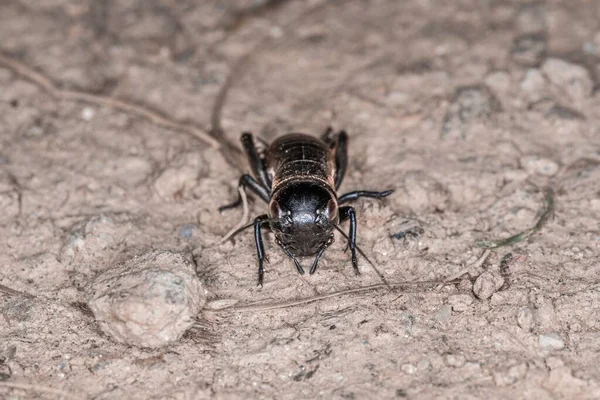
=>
[457,278,473,293]
[520,155,560,176]
[87,250,206,348]
[473,272,505,300]
[520,69,546,101]
[417,358,431,371]
[448,294,473,312]
[444,353,466,368]
[81,107,96,121]
[484,71,511,94]
[435,304,452,324]
[517,306,535,331]
[541,58,593,99]
[401,364,417,374]
[59,214,124,268]
[178,224,195,239]
[539,332,565,351]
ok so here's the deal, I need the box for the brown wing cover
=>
[266,134,336,194]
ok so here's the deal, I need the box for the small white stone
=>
[435,304,453,324]
[401,364,417,374]
[444,353,466,368]
[539,332,565,350]
[81,107,96,121]
[520,155,560,176]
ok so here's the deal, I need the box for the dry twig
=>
[0,54,220,148]
[232,279,459,312]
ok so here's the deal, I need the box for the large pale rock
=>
[87,250,206,348]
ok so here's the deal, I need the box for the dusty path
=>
[1,1,599,398]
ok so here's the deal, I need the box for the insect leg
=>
[241,132,272,189]
[320,126,335,144]
[338,189,394,204]
[276,240,305,275]
[334,130,348,190]
[320,128,348,189]
[339,206,359,275]
[218,174,269,212]
[309,246,328,275]
[253,214,269,286]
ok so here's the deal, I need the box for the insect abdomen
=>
[268,134,334,192]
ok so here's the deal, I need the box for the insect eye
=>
[270,200,292,225]
[324,199,338,220]
[269,200,283,219]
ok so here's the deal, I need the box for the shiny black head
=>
[269,181,338,256]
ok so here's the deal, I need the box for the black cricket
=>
[220,128,393,285]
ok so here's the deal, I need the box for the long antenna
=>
[329,222,375,267]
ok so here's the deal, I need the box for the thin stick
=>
[232,279,459,312]
[476,187,555,249]
[436,249,492,290]
[0,382,84,400]
[219,186,249,243]
[0,54,220,149]
[0,284,35,299]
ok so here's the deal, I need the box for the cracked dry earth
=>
[1,0,600,399]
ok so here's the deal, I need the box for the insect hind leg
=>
[320,128,348,190]
[241,132,272,189]
[253,214,270,286]
[218,174,269,212]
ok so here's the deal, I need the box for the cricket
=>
[220,128,393,285]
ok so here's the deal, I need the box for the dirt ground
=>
[1,0,600,399]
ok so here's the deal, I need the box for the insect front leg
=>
[339,206,359,275]
[338,189,394,205]
[253,214,270,286]
[218,174,270,212]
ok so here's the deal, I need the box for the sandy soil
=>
[1,0,600,399]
